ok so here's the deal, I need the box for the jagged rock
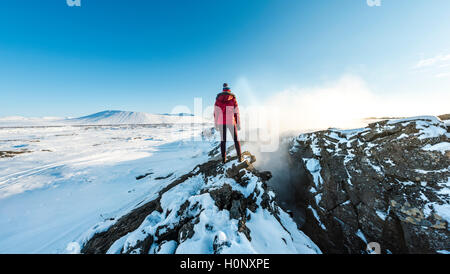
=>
[178,222,195,243]
[213,232,231,254]
[238,218,252,242]
[229,199,242,220]
[290,116,450,254]
[77,150,320,254]
[81,198,162,254]
[0,150,31,158]
[209,184,233,210]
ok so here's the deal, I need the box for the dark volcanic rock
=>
[290,116,450,254]
[0,150,31,158]
[78,149,317,254]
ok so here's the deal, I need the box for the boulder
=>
[290,116,450,254]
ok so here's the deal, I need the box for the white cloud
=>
[435,72,450,78]
[414,54,450,69]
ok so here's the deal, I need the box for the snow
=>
[315,193,322,205]
[437,177,450,195]
[65,242,81,254]
[308,206,326,230]
[437,250,450,254]
[422,142,450,155]
[0,123,213,253]
[415,168,448,174]
[93,158,320,254]
[70,110,205,125]
[244,207,320,254]
[375,210,387,221]
[303,158,323,188]
[384,159,395,167]
[356,229,367,244]
[433,203,450,224]
[422,178,450,223]
[310,134,321,156]
[0,110,208,127]
[156,240,178,254]
[387,116,441,125]
[106,234,129,254]
[0,116,322,254]
[90,153,320,254]
[386,116,447,140]
[366,158,383,174]
[415,121,447,140]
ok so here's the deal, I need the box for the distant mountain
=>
[160,113,195,117]
[0,110,209,127]
[69,110,205,125]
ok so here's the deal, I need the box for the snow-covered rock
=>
[290,116,450,254]
[74,151,320,254]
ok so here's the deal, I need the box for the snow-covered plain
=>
[0,121,214,253]
[0,111,322,254]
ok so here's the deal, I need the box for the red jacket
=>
[214,92,240,126]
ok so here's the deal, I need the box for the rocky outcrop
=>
[0,150,30,158]
[290,116,450,254]
[77,151,320,254]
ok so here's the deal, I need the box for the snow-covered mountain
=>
[69,110,204,125]
[0,110,209,127]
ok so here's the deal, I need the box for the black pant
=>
[218,124,241,160]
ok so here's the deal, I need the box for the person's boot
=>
[238,154,243,162]
[222,156,227,164]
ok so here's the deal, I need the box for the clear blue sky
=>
[1,0,449,117]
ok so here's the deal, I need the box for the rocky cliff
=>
[290,116,450,254]
[75,151,320,254]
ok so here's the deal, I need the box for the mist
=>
[236,74,449,227]
[238,74,449,135]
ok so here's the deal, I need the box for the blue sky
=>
[1,0,449,117]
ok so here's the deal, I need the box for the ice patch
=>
[433,203,450,224]
[376,210,387,221]
[422,142,450,155]
[65,242,81,254]
[308,206,326,230]
[437,250,450,254]
[156,240,178,254]
[356,229,367,244]
[303,158,323,188]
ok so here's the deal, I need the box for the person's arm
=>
[214,100,220,130]
[234,98,241,130]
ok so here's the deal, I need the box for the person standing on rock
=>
[214,83,242,163]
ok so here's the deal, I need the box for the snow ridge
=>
[72,151,321,254]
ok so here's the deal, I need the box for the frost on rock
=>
[290,116,450,254]
[75,151,321,254]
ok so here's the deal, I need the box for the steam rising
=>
[239,74,449,134]
[235,74,449,223]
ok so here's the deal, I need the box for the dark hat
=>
[223,83,230,91]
